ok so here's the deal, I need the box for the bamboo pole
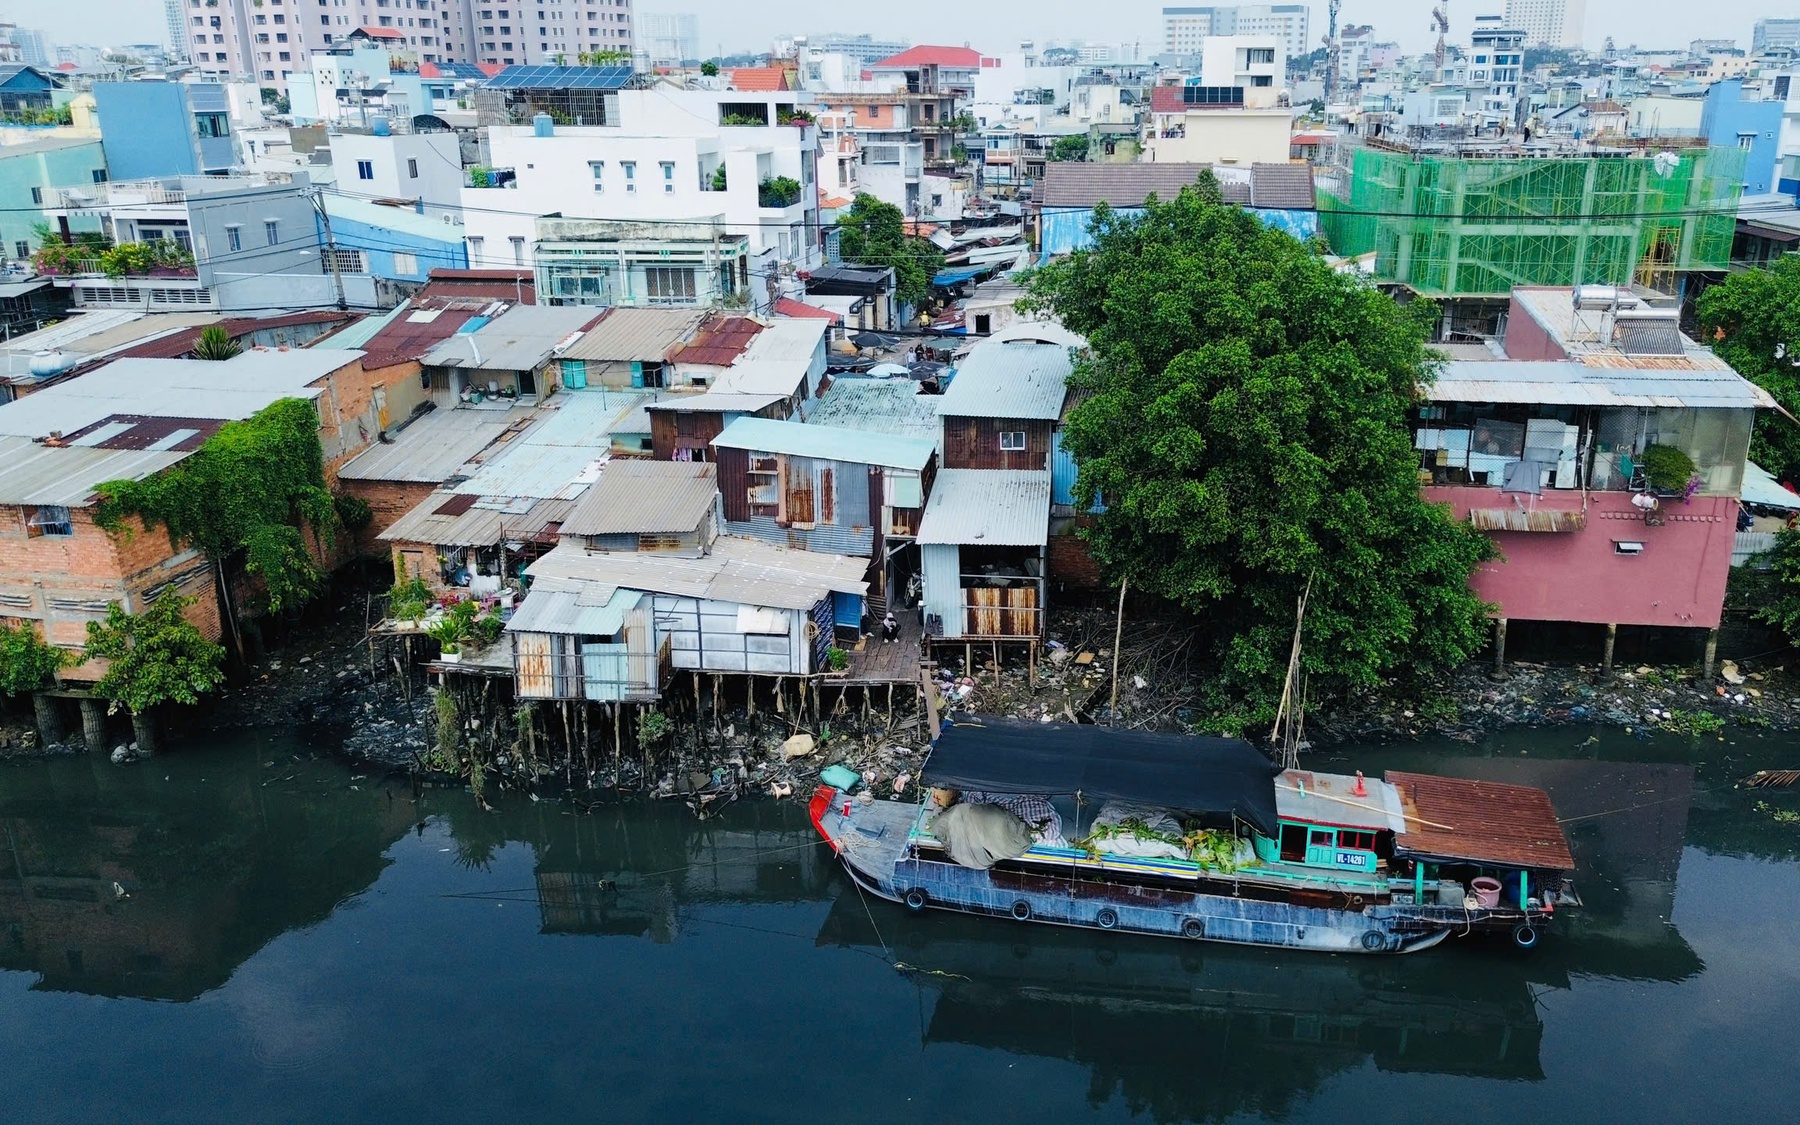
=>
[1109,576,1128,726]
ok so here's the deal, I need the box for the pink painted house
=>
[1416,286,1773,655]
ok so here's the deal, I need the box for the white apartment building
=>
[1503,0,1585,50]
[1162,5,1310,62]
[462,90,820,309]
[1469,16,1526,121]
[331,129,464,217]
[1200,35,1286,106]
[176,0,633,92]
[1756,19,1800,56]
[639,12,698,65]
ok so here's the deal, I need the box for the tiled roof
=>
[354,26,406,40]
[1149,86,1188,114]
[728,67,790,91]
[870,45,986,68]
[1249,162,1316,209]
[1037,162,1314,211]
[676,315,765,367]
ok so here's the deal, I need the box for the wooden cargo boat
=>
[811,715,1578,955]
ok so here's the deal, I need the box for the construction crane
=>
[1431,4,1451,78]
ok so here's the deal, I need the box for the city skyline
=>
[16,0,1800,64]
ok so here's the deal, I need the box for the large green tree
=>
[0,621,69,746]
[1026,178,1495,721]
[94,397,338,660]
[1697,257,1800,478]
[834,193,945,313]
[81,591,226,754]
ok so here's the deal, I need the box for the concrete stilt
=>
[1490,618,1509,681]
[1703,627,1719,679]
[79,698,107,754]
[31,692,65,748]
[1602,623,1617,677]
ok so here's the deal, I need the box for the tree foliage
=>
[0,622,66,695]
[700,60,720,76]
[1697,256,1800,479]
[835,194,945,311]
[192,325,242,361]
[94,398,336,616]
[1025,178,1495,719]
[1049,135,1089,162]
[80,592,226,715]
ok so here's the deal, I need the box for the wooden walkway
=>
[834,615,925,685]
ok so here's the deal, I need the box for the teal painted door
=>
[582,642,628,702]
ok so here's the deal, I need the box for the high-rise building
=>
[1753,18,1800,56]
[1503,0,1585,50]
[164,0,189,61]
[1161,6,1310,62]
[4,25,48,67]
[639,13,699,65]
[801,33,911,66]
[177,0,633,93]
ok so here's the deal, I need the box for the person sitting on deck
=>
[881,611,899,642]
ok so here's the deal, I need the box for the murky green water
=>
[2,726,1796,1123]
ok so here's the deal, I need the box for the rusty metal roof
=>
[1386,771,1576,871]
[676,315,765,367]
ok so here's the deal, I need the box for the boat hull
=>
[813,787,1449,956]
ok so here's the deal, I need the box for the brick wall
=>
[1048,517,1104,588]
[339,478,437,543]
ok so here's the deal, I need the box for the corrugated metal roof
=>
[937,343,1071,420]
[560,460,718,536]
[646,392,785,413]
[712,359,808,398]
[380,494,574,547]
[422,304,602,370]
[1430,360,1773,410]
[336,405,527,482]
[977,321,1088,350]
[1038,162,1218,208]
[559,307,708,363]
[808,377,941,443]
[0,351,346,438]
[505,583,640,635]
[675,316,764,367]
[713,415,934,470]
[524,536,867,612]
[0,434,191,506]
[0,311,224,380]
[312,302,411,350]
[1387,770,1576,871]
[916,469,1051,546]
[742,317,829,364]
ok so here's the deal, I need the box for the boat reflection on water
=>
[819,894,1546,1115]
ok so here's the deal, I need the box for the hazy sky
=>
[18,0,1794,60]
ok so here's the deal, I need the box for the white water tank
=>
[28,350,76,378]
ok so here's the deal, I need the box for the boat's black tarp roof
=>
[923,715,1282,836]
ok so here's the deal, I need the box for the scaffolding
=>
[1318,147,1746,297]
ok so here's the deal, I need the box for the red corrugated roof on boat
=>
[1386,771,1576,871]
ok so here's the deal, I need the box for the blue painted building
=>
[1702,78,1784,197]
[91,81,236,179]
[317,192,468,284]
[0,64,55,115]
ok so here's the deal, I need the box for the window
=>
[92,169,108,183]
[644,266,696,303]
[622,160,635,192]
[13,241,25,259]
[225,225,242,252]
[467,235,484,263]
[357,159,374,179]
[29,186,41,205]
[392,250,418,274]
[25,506,73,538]
[588,159,603,192]
[999,431,1026,451]
[660,161,675,193]
[509,235,525,265]
[1336,830,1376,852]
[407,157,419,178]
[264,220,280,246]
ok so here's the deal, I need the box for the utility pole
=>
[310,189,349,310]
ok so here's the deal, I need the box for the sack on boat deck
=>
[1086,802,1189,861]
[930,802,1033,870]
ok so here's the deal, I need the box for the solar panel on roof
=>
[486,64,632,90]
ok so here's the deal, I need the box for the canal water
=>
[2,726,1797,1123]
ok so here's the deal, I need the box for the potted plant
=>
[826,645,849,673]
[427,617,464,662]
[1641,443,1698,496]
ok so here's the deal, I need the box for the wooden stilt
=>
[747,676,757,719]
[1703,627,1719,679]
[775,675,786,714]
[1491,618,1509,680]
[611,702,621,789]
[1602,623,1617,677]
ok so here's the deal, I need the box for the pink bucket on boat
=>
[1470,877,1503,908]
